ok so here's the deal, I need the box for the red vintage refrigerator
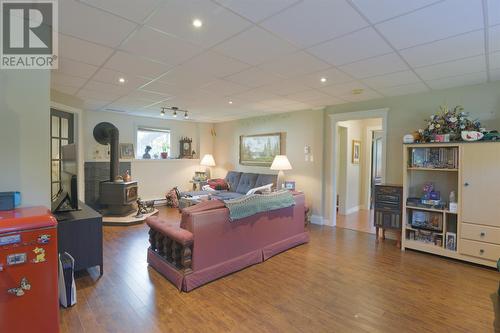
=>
[0,206,59,333]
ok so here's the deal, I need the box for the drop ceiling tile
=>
[139,80,190,96]
[415,55,486,80]
[306,96,346,107]
[157,66,215,89]
[319,80,369,96]
[146,0,251,49]
[213,0,300,22]
[92,68,151,89]
[213,26,299,66]
[120,27,203,66]
[231,88,281,103]
[286,89,332,103]
[78,88,119,102]
[351,0,440,23]
[55,57,99,79]
[400,30,485,68]
[258,51,330,78]
[106,97,163,112]
[60,0,137,47]
[128,90,174,101]
[83,99,111,111]
[488,0,500,26]
[337,89,383,102]
[58,34,114,67]
[376,0,484,49]
[377,82,429,96]
[224,67,283,88]
[82,80,132,96]
[489,25,500,53]
[308,27,393,66]
[81,0,162,23]
[338,53,408,79]
[489,52,500,69]
[301,68,354,89]
[259,80,311,96]
[181,51,251,78]
[362,70,422,88]
[426,71,487,90]
[200,79,250,96]
[261,0,368,47]
[52,85,80,95]
[264,98,305,108]
[104,51,171,78]
[51,73,88,88]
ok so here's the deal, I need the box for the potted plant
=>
[160,143,169,159]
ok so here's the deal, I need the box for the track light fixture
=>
[160,107,166,116]
[184,111,189,119]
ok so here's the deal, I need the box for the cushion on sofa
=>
[235,173,259,194]
[212,192,244,200]
[207,178,229,190]
[254,174,277,189]
[225,171,242,191]
[246,183,273,195]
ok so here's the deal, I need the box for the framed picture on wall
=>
[119,143,135,159]
[239,132,285,166]
[352,140,361,164]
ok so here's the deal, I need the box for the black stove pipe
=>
[93,122,120,182]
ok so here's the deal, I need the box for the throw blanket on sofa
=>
[224,190,295,221]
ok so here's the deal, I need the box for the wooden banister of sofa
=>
[148,228,193,273]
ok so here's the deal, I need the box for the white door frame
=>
[364,126,383,210]
[329,109,388,227]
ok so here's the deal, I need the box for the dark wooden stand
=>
[374,184,403,248]
[54,201,103,276]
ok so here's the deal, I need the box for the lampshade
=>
[270,155,292,171]
[200,154,216,167]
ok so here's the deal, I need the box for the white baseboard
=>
[345,205,361,215]
[310,215,324,225]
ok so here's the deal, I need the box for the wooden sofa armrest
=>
[147,217,194,273]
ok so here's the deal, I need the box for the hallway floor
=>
[336,209,376,234]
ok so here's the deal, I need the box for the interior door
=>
[461,143,500,226]
[370,132,383,208]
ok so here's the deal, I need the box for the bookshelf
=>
[402,142,500,268]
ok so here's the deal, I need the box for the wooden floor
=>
[60,207,500,333]
[336,209,376,234]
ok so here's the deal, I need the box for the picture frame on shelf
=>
[284,180,295,191]
[119,143,135,160]
[445,232,456,251]
[352,140,361,164]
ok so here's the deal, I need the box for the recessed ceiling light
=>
[228,100,233,104]
[118,77,125,83]
[192,19,203,28]
[320,77,327,83]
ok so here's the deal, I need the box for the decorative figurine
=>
[135,198,155,218]
[123,170,131,182]
[142,145,152,159]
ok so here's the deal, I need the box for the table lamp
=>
[200,154,216,179]
[270,155,292,190]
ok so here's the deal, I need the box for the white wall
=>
[0,70,51,207]
[213,110,324,218]
[84,111,214,200]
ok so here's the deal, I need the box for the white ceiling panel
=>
[306,96,346,107]
[426,71,487,90]
[157,66,215,89]
[60,0,137,47]
[83,80,132,96]
[488,0,500,26]
[415,56,486,80]
[337,89,382,102]
[489,25,500,53]
[231,88,282,103]
[52,85,80,95]
[489,52,500,69]
[55,58,99,79]
[301,68,354,89]
[376,0,484,50]
[377,82,429,96]
[83,99,112,111]
[286,89,332,103]
[139,80,190,97]
[127,90,174,101]
[259,80,311,96]
[258,51,330,78]
[92,68,151,89]
[213,26,298,66]
[104,51,171,78]
[81,0,162,23]
[307,27,392,66]
[146,0,251,48]
[200,79,250,96]
[51,73,88,89]
[77,89,121,102]
[319,80,369,96]
[339,53,408,79]
[181,51,251,78]
[400,30,485,68]
[362,70,422,88]
[224,67,283,88]
[214,0,300,22]
[261,0,368,47]
[120,27,203,67]
[58,34,114,67]
[351,0,440,23]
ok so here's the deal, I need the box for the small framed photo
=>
[352,140,361,164]
[445,232,456,251]
[284,180,296,191]
[119,143,135,159]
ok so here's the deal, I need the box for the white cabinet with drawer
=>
[461,223,500,245]
[460,239,500,261]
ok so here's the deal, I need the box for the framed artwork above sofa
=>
[239,132,285,166]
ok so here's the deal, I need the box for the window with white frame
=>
[136,127,171,159]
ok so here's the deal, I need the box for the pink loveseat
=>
[146,192,309,291]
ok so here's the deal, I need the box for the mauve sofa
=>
[146,192,308,291]
[182,171,277,200]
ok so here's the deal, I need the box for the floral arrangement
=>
[417,105,482,142]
